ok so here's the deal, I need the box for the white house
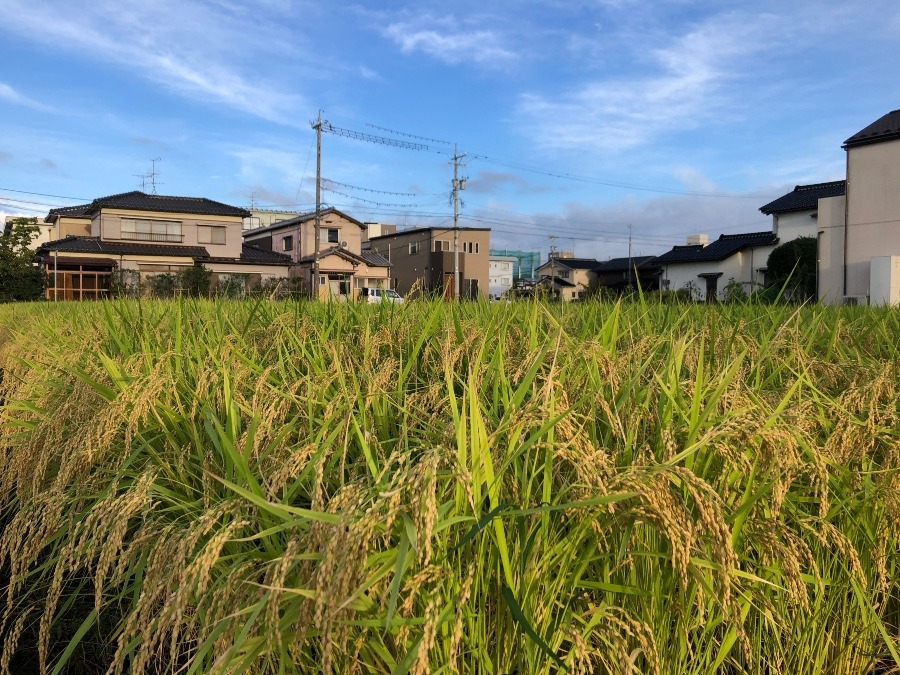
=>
[489,255,516,298]
[759,181,846,244]
[656,231,778,301]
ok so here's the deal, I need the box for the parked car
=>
[359,287,404,304]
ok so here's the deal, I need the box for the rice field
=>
[0,297,898,674]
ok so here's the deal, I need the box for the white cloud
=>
[359,66,383,81]
[0,0,306,125]
[515,10,778,153]
[382,16,516,66]
[0,82,53,113]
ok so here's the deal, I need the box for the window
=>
[409,242,420,255]
[463,242,480,254]
[434,239,449,252]
[282,235,294,252]
[121,219,182,243]
[320,228,340,243]
[558,270,570,279]
[198,225,227,245]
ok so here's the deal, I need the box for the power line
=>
[0,187,91,202]
[365,123,453,146]
[322,178,433,197]
[320,121,448,153]
[322,188,429,209]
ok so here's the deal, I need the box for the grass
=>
[0,297,898,674]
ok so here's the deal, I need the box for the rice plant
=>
[0,297,898,674]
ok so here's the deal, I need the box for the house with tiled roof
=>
[759,181,846,245]
[38,191,291,300]
[534,256,600,301]
[656,231,778,301]
[593,255,661,292]
[820,109,900,304]
[243,207,392,299]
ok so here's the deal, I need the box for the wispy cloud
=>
[382,15,516,66]
[0,0,306,125]
[468,170,549,195]
[0,82,53,113]
[515,10,778,153]
[359,66,383,81]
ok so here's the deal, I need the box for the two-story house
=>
[37,191,291,300]
[367,227,490,299]
[242,207,392,299]
[759,181,846,244]
[534,256,600,301]
[832,109,900,304]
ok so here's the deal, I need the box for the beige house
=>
[534,256,600,301]
[784,110,900,305]
[44,204,93,240]
[367,227,491,299]
[837,109,900,304]
[37,191,291,300]
[242,207,391,300]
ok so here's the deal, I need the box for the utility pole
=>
[549,236,557,300]
[311,112,323,299]
[451,145,466,299]
[627,224,633,289]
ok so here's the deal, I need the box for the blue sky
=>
[1,0,899,259]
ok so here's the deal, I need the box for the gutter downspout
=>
[843,150,849,299]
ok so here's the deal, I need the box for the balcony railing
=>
[120,231,185,243]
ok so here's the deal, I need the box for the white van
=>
[359,287,404,304]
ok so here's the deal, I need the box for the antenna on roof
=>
[148,157,162,195]
[134,174,148,191]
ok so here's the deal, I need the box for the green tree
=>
[0,217,44,302]
[179,265,212,297]
[765,236,817,302]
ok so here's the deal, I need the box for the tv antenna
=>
[147,157,162,194]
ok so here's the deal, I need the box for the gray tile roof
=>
[656,231,778,265]
[843,109,900,149]
[594,255,659,273]
[358,250,391,267]
[45,203,92,221]
[297,246,390,268]
[539,257,601,271]
[537,276,576,288]
[37,236,209,258]
[84,191,250,218]
[238,245,293,264]
[759,181,846,215]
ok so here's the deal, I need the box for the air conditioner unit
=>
[340,240,348,248]
[843,295,869,306]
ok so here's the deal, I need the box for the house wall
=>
[59,216,92,238]
[245,212,366,264]
[845,138,900,298]
[816,195,846,304]
[489,257,515,297]
[773,210,817,243]
[94,208,244,258]
[370,229,490,298]
[205,261,289,280]
[662,248,773,300]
